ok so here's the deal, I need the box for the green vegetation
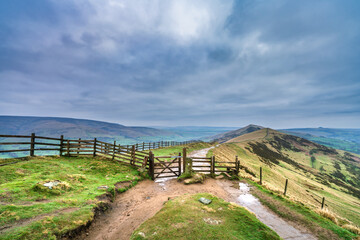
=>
[281,129,360,154]
[212,129,360,226]
[0,156,141,240]
[131,193,281,240]
[249,180,357,240]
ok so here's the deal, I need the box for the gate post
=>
[235,156,239,175]
[211,156,215,176]
[178,152,182,175]
[182,148,187,173]
[149,151,155,180]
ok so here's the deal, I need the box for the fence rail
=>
[0,133,198,161]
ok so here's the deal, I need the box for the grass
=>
[212,129,360,226]
[131,193,281,240]
[248,179,358,240]
[0,156,141,240]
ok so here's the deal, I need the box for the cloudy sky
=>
[0,0,359,128]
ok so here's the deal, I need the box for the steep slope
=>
[208,124,264,143]
[283,127,360,144]
[280,130,360,155]
[0,116,178,143]
[212,128,360,225]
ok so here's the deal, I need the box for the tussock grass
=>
[0,156,141,239]
[315,208,339,225]
[342,224,360,235]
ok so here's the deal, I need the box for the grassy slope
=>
[212,129,360,226]
[131,193,281,240]
[281,130,360,155]
[0,156,141,240]
[248,180,357,240]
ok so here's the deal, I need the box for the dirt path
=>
[74,179,231,240]
[76,147,317,240]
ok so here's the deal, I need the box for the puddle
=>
[218,181,317,240]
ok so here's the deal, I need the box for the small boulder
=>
[184,173,205,185]
[199,197,212,205]
[138,232,146,237]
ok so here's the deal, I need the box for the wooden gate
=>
[150,154,182,179]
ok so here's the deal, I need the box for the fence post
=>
[112,141,116,160]
[235,156,239,175]
[211,156,215,176]
[30,133,35,156]
[67,140,70,156]
[260,167,263,185]
[93,138,97,157]
[77,138,81,155]
[149,151,154,180]
[59,135,64,157]
[131,145,136,165]
[182,147,187,173]
[161,141,163,147]
[178,152,181,176]
[321,197,325,209]
[284,179,288,196]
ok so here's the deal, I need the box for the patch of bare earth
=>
[71,179,230,240]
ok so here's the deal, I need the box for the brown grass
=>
[342,224,360,235]
[315,208,339,225]
[251,186,342,240]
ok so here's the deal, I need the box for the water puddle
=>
[218,181,316,240]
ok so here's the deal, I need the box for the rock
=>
[184,173,206,185]
[43,180,61,189]
[138,232,146,237]
[203,218,222,225]
[97,185,109,190]
[146,196,150,200]
[199,197,212,205]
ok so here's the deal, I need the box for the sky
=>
[0,0,359,128]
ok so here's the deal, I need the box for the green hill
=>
[212,128,360,226]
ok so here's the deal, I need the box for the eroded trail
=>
[75,179,231,240]
[77,147,317,240]
[217,181,317,240]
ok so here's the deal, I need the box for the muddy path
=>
[73,179,230,240]
[75,147,317,240]
[217,181,317,240]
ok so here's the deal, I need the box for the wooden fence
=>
[191,155,240,175]
[0,133,197,160]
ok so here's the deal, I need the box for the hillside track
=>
[74,147,317,240]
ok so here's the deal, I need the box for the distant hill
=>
[0,116,179,144]
[207,124,264,143]
[281,128,360,154]
[214,128,360,225]
[282,127,360,143]
[158,126,238,140]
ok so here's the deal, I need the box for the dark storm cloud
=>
[0,0,359,128]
